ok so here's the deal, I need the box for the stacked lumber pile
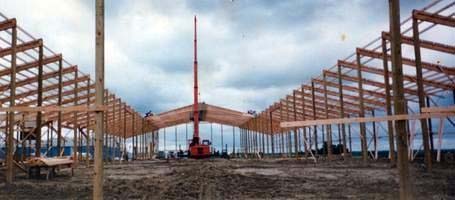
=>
[25,157,73,167]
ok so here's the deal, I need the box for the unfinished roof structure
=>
[0,0,454,199]
[246,1,454,131]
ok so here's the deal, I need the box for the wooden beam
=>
[413,10,455,27]
[0,105,106,112]
[0,18,16,31]
[381,37,396,163]
[280,112,454,128]
[94,0,105,199]
[412,14,432,171]
[390,1,411,199]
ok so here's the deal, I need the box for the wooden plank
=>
[421,105,455,113]
[280,112,454,128]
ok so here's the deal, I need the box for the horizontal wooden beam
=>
[0,105,106,112]
[0,19,16,31]
[382,32,455,54]
[413,10,455,27]
[281,106,455,128]
[0,39,42,57]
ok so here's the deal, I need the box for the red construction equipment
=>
[188,16,211,159]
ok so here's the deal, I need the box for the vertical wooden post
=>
[57,58,63,155]
[389,0,411,199]
[73,69,79,166]
[86,79,91,167]
[426,96,434,152]
[175,126,177,152]
[372,110,378,160]
[301,87,308,157]
[123,104,127,161]
[311,82,318,156]
[323,73,333,160]
[6,20,17,185]
[292,91,298,157]
[94,0,105,198]
[269,111,275,156]
[35,40,44,158]
[412,12,432,171]
[355,50,368,163]
[336,65,348,157]
[381,35,396,164]
[233,126,236,154]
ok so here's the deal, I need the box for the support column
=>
[311,82,318,156]
[412,12,432,171]
[323,73,333,160]
[93,0,105,198]
[381,36,396,164]
[233,126,236,154]
[57,58,63,155]
[35,40,44,158]
[301,87,309,157]
[389,0,411,198]
[73,69,79,166]
[372,110,378,160]
[356,50,368,162]
[337,65,352,158]
[269,111,275,156]
[6,21,17,184]
[426,96,434,152]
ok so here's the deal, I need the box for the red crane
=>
[188,16,211,159]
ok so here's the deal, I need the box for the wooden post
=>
[292,91,299,157]
[93,0,105,198]
[233,126,236,154]
[381,36,396,164]
[301,87,309,157]
[311,82,318,156]
[73,69,79,166]
[323,73,333,160]
[174,126,177,152]
[355,51,368,163]
[426,96,434,152]
[336,65,348,157]
[412,12,432,171]
[389,0,411,199]
[57,58,63,155]
[123,105,127,161]
[6,20,17,185]
[269,111,275,156]
[35,40,44,158]
[86,79,91,167]
[372,110,378,160]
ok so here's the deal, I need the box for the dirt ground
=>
[0,158,454,200]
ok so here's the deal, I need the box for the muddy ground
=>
[0,158,454,199]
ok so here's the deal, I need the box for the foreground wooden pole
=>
[389,0,411,199]
[94,0,105,199]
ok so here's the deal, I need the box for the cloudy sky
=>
[0,0,438,115]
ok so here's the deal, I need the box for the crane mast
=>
[193,16,199,142]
